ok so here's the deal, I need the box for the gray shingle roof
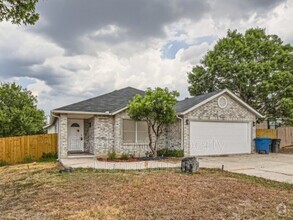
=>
[54,87,144,113]
[174,90,223,113]
[54,87,223,115]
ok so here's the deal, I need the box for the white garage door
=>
[190,121,251,156]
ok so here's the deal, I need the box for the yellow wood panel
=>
[0,133,58,164]
[256,129,277,139]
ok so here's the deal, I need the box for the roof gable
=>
[54,87,144,114]
[175,89,263,118]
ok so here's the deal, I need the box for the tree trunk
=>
[153,135,160,158]
[147,124,155,156]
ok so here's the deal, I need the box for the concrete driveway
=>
[199,153,293,184]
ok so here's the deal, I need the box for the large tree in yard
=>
[0,0,39,25]
[128,88,179,157]
[188,28,293,125]
[0,82,45,137]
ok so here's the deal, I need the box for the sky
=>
[0,0,292,115]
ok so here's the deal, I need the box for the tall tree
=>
[188,28,293,125]
[0,0,39,25]
[0,82,45,137]
[128,87,179,157]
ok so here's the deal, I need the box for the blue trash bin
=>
[254,138,272,154]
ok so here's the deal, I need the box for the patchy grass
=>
[0,162,292,219]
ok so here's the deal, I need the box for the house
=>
[45,87,263,159]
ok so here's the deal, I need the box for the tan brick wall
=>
[183,94,256,156]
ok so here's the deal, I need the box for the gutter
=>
[52,110,112,115]
[176,114,184,153]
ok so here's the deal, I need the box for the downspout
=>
[52,113,61,160]
[176,115,184,154]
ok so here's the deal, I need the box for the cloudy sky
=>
[0,0,292,115]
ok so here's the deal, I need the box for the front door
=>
[68,119,84,152]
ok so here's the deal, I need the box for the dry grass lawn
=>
[0,162,293,219]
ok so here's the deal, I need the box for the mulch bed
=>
[97,156,168,162]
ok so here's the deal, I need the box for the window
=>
[71,123,80,127]
[123,119,148,143]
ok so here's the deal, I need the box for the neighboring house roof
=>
[53,87,144,114]
[174,90,223,113]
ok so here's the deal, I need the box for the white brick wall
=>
[60,114,68,158]
[58,93,258,158]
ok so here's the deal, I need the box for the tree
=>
[188,28,293,125]
[127,87,179,157]
[0,82,45,137]
[0,0,39,25]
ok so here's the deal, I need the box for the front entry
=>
[68,119,84,152]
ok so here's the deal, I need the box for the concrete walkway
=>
[60,153,293,183]
[199,154,293,184]
[60,158,180,170]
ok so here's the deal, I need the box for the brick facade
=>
[59,114,68,158]
[182,94,256,155]
[59,93,258,158]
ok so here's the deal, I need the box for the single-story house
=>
[45,87,263,159]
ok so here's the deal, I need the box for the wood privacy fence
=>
[256,127,293,148]
[277,127,293,148]
[0,134,58,164]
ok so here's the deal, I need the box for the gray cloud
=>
[211,0,287,20]
[25,0,286,54]
[0,0,290,114]
[30,0,210,53]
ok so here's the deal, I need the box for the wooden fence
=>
[0,133,57,164]
[277,127,293,148]
[256,127,293,148]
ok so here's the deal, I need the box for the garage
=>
[189,121,251,156]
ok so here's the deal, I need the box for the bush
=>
[0,160,9,167]
[23,155,34,163]
[157,149,184,157]
[120,153,130,160]
[40,152,57,162]
[107,151,117,160]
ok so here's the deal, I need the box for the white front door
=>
[68,119,84,151]
[189,121,251,156]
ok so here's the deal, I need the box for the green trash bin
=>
[271,139,281,153]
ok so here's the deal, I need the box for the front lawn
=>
[0,162,292,219]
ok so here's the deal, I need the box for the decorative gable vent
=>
[218,96,228,108]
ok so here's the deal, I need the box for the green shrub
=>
[120,153,129,160]
[23,155,34,163]
[40,152,57,162]
[0,160,10,167]
[157,149,184,157]
[107,151,117,160]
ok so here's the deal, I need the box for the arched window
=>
[71,123,80,127]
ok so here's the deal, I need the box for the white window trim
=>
[122,119,148,144]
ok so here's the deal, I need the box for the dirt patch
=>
[279,146,293,154]
[0,162,292,219]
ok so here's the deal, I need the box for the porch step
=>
[67,154,95,159]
